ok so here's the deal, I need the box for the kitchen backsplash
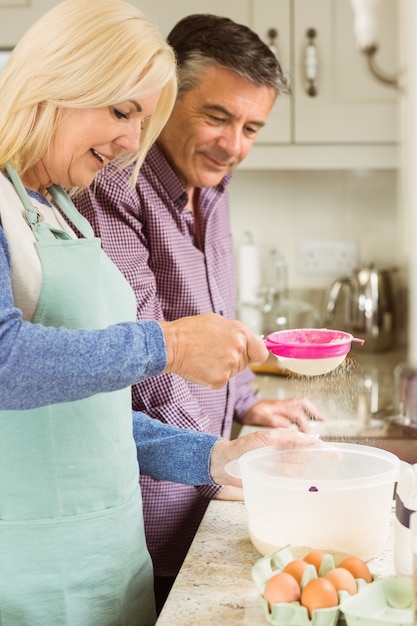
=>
[230,168,402,291]
[230,168,407,347]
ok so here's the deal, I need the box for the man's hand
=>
[160,312,268,388]
[243,398,326,433]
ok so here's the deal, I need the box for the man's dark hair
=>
[167,13,289,99]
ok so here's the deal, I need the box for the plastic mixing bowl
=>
[226,442,400,561]
[264,328,365,375]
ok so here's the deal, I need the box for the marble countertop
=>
[156,349,409,624]
[155,500,396,625]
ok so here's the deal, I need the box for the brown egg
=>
[282,559,309,585]
[338,556,373,583]
[301,577,339,618]
[303,550,325,573]
[263,572,301,611]
[324,567,358,595]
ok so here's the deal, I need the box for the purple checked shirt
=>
[74,144,258,577]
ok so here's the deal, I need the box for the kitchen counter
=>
[156,348,409,624]
[155,500,397,625]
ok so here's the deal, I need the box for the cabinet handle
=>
[267,27,279,56]
[349,0,400,90]
[304,28,318,97]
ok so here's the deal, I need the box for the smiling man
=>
[74,13,325,613]
[156,63,274,201]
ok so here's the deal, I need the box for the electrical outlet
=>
[298,240,358,274]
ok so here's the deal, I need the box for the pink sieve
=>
[264,328,365,359]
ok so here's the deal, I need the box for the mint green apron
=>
[0,166,156,625]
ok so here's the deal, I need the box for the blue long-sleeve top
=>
[0,226,218,485]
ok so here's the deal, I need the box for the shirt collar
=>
[147,143,233,206]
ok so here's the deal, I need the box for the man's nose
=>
[218,126,242,156]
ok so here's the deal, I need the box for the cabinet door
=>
[0,0,58,44]
[132,0,291,144]
[133,1,250,36]
[252,0,291,144]
[293,0,399,143]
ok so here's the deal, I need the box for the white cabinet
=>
[293,0,398,145]
[135,0,399,169]
[250,0,292,145]
[133,1,250,36]
[134,0,292,145]
[0,0,399,168]
[0,1,58,45]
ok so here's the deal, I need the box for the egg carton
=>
[340,577,414,626]
[251,546,370,626]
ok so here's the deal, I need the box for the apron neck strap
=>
[47,185,95,239]
[5,163,95,240]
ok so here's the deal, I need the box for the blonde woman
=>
[0,1,316,624]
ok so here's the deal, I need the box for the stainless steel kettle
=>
[324,264,397,351]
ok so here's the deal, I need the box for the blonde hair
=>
[0,0,177,185]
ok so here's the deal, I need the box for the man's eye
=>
[245,125,259,136]
[111,107,129,120]
[210,115,226,123]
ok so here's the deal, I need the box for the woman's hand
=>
[160,312,268,388]
[243,398,326,433]
[209,427,319,487]
[213,486,244,501]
